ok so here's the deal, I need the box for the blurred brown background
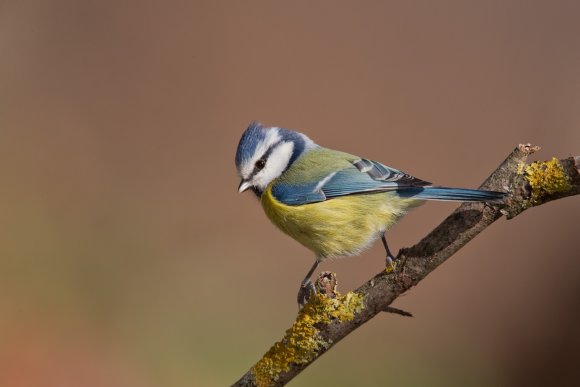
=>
[1,1,579,386]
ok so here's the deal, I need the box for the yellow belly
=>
[261,187,423,260]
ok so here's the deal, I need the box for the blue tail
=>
[397,187,507,203]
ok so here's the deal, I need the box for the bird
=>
[235,122,506,307]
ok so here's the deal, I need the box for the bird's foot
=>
[385,255,397,274]
[297,279,316,310]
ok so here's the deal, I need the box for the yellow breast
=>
[261,186,422,259]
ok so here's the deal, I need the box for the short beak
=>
[238,179,252,193]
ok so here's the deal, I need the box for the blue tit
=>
[235,122,506,306]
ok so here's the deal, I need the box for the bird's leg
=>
[297,261,319,309]
[381,233,397,273]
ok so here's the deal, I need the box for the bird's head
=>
[235,122,316,196]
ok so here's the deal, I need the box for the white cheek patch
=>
[240,128,281,178]
[254,141,294,191]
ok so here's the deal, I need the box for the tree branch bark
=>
[233,144,580,387]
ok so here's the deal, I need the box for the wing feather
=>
[271,158,431,206]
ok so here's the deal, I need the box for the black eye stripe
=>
[251,159,266,176]
[260,141,280,161]
[248,140,282,177]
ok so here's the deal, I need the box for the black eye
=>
[255,159,266,170]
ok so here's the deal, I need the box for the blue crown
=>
[235,122,266,168]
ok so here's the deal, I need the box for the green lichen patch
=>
[251,291,364,386]
[524,157,572,206]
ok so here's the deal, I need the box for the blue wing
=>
[271,158,431,205]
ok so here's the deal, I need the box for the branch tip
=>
[315,271,338,299]
[518,143,541,154]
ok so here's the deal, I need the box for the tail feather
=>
[397,187,507,203]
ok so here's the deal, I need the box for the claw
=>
[297,279,316,309]
[382,233,398,273]
[385,256,397,274]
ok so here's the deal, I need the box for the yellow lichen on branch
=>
[524,157,572,205]
[252,291,364,386]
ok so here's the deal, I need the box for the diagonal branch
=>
[233,144,580,387]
